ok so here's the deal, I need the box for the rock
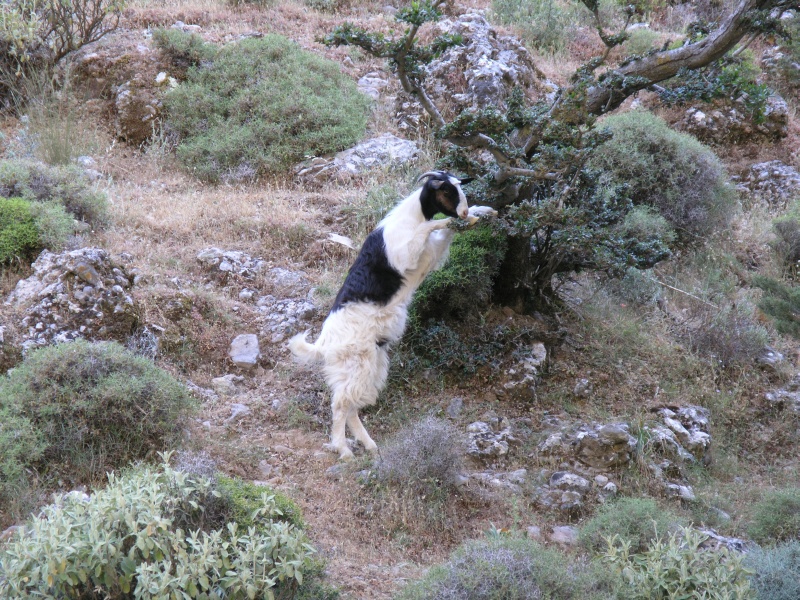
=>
[738,161,800,207]
[501,342,547,399]
[211,374,243,396]
[229,334,260,369]
[526,525,543,540]
[573,378,592,398]
[466,419,520,460]
[268,267,310,296]
[576,423,638,469]
[358,72,390,100]
[665,482,696,501]
[695,528,749,552]
[446,396,464,418]
[654,406,711,464]
[224,403,251,425]
[185,379,219,402]
[257,295,317,344]
[549,471,590,493]
[5,248,138,351]
[197,248,268,280]
[115,79,162,146]
[294,133,418,184]
[766,373,800,413]
[677,95,789,144]
[549,525,579,546]
[758,345,786,368]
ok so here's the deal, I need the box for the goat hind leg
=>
[346,409,377,452]
[324,400,354,460]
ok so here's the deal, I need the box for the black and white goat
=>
[289,171,496,459]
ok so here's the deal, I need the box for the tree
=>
[326,0,799,314]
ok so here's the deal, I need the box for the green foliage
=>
[0,159,109,227]
[624,27,660,56]
[0,340,196,484]
[772,208,800,274]
[747,488,800,545]
[396,535,619,600]
[0,460,317,599]
[0,407,44,505]
[411,220,508,322]
[164,35,370,183]
[340,183,400,238]
[658,53,773,123]
[216,475,304,531]
[491,0,584,54]
[0,0,122,109]
[752,276,800,339]
[603,527,754,599]
[28,199,75,249]
[745,541,800,600]
[0,197,41,264]
[151,27,216,75]
[580,497,685,554]
[590,110,736,243]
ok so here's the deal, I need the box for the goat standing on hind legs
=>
[289,170,497,460]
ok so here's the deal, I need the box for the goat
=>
[289,170,497,459]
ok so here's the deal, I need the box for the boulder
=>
[466,418,520,460]
[6,248,139,352]
[765,373,800,413]
[229,334,260,369]
[576,423,638,469]
[737,160,800,207]
[677,95,789,144]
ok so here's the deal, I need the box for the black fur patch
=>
[330,227,403,313]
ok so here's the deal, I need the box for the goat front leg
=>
[389,218,452,274]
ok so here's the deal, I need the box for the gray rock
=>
[446,396,464,418]
[229,334,260,369]
[196,248,267,280]
[224,403,251,425]
[358,72,390,100]
[466,420,520,460]
[665,482,696,501]
[576,423,638,469]
[526,525,543,540]
[678,95,789,144]
[549,471,590,493]
[258,295,317,344]
[502,342,547,399]
[211,374,243,396]
[573,378,592,398]
[739,161,800,207]
[766,373,800,413]
[549,525,579,546]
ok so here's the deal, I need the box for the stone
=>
[665,483,696,501]
[5,248,138,351]
[526,525,543,540]
[294,133,418,183]
[758,345,786,368]
[765,373,800,413]
[739,161,800,207]
[115,79,162,146]
[501,342,547,400]
[549,471,591,493]
[677,95,789,144]
[197,248,268,280]
[576,423,638,469]
[466,420,519,460]
[224,403,251,425]
[549,525,579,546]
[446,396,464,418]
[573,378,592,397]
[257,296,317,345]
[211,374,243,396]
[357,72,390,100]
[229,334,260,369]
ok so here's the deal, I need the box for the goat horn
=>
[417,171,441,183]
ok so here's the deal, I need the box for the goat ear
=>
[428,179,445,189]
[458,177,474,185]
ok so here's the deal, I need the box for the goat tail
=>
[288,330,324,365]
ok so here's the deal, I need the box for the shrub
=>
[0,340,196,483]
[605,267,662,305]
[752,276,800,339]
[376,416,465,492]
[491,0,583,54]
[216,475,304,530]
[0,460,317,599]
[0,408,44,506]
[590,110,737,243]
[164,35,370,183]
[151,27,216,75]
[690,306,769,367]
[624,27,660,56]
[397,535,619,600]
[0,159,109,227]
[580,497,685,554]
[745,541,800,600]
[340,183,400,238]
[0,197,41,264]
[411,220,508,323]
[603,527,753,599]
[748,488,800,545]
[772,211,800,274]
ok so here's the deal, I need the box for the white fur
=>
[290,184,488,459]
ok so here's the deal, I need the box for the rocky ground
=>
[2,0,800,598]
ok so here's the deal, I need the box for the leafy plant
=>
[0,197,41,264]
[580,497,685,554]
[151,27,216,76]
[748,488,800,545]
[0,159,109,227]
[164,35,371,183]
[603,527,754,599]
[745,541,800,600]
[397,534,620,599]
[0,340,196,484]
[0,459,318,599]
[589,110,736,244]
[752,276,800,339]
[689,306,769,368]
[492,0,584,54]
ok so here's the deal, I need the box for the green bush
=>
[0,340,196,483]
[603,527,753,599]
[745,541,800,600]
[772,211,800,273]
[396,535,619,600]
[411,220,508,322]
[0,197,41,264]
[753,276,800,339]
[0,460,317,599]
[624,27,660,56]
[164,35,370,183]
[690,306,770,367]
[580,497,685,554]
[748,488,800,545]
[590,110,737,243]
[151,27,216,75]
[491,0,583,54]
[217,475,304,530]
[0,408,44,506]
[0,159,108,227]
